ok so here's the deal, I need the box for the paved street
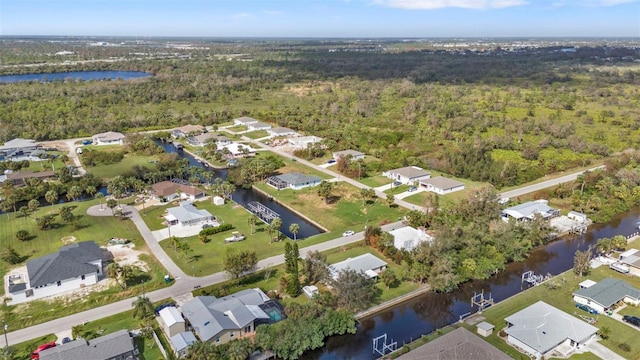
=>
[498,165,605,200]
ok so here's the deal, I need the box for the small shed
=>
[302,285,319,298]
[579,279,597,289]
[213,196,225,206]
[476,321,494,337]
[567,211,588,222]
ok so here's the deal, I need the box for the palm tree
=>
[67,185,83,202]
[131,296,154,320]
[95,192,105,210]
[45,190,58,210]
[169,236,181,253]
[227,338,254,360]
[120,265,134,289]
[289,223,300,241]
[106,263,124,289]
[248,215,258,235]
[270,218,283,243]
[28,199,39,220]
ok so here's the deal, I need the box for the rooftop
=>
[420,176,465,190]
[269,127,296,135]
[0,138,37,150]
[395,328,510,360]
[573,278,640,309]
[159,306,184,327]
[387,166,430,179]
[151,181,204,197]
[234,116,260,124]
[166,202,213,224]
[389,226,432,251]
[333,149,365,158]
[39,329,134,360]
[274,172,322,186]
[170,331,197,352]
[92,131,125,142]
[27,241,102,288]
[329,253,387,279]
[502,200,558,220]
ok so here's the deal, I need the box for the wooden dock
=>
[247,201,280,223]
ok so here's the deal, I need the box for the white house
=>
[169,331,198,358]
[218,142,256,157]
[419,176,465,195]
[504,301,598,360]
[158,306,186,338]
[186,133,231,147]
[501,200,560,222]
[172,124,205,138]
[0,138,39,161]
[567,211,588,222]
[165,201,215,227]
[151,181,205,202]
[620,249,640,276]
[388,226,433,251]
[9,241,103,305]
[328,253,387,280]
[266,172,322,190]
[288,136,323,149]
[383,166,431,185]
[333,149,365,161]
[247,121,271,131]
[233,116,260,126]
[268,127,297,137]
[92,131,126,145]
[572,278,640,313]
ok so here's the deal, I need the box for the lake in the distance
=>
[0,71,151,83]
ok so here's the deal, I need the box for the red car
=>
[31,341,56,359]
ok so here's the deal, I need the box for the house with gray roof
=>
[10,241,103,305]
[186,133,231,147]
[419,176,465,195]
[266,172,322,190]
[501,200,559,222]
[181,288,284,345]
[383,166,431,185]
[247,121,272,131]
[234,116,260,126]
[0,138,39,161]
[329,253,387,280]
[620,248,640,276]
[504,301,597,360]
[573,278,640,313]
[165,201,214,226]
[396,327,510,360]
[170,331,198,358]
[92,131,126,146]
[39,329,136,360]
[333,149,365,161]
[267,127,297,137]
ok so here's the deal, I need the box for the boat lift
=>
[372,333,397,356]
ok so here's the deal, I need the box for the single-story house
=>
[501,200,560,222]
[573,278,640,313]
[92,131,126,146]
[187,133,231,147]
[268,127,297,137]
[328,253,387,280]
[504,301,598,360]
[247,121,271,131]
[217,142,256,157]
[39,329,136,360]
[419,176,465,195]
[10,241,103,305]
[181,288,285,345]
[5,170,55,187]
[0,138,39,161]
[170,331,198,358]
[165,201,215,227]
[620,249,640,276]
[383,166,431,185]
[288,136,323,149]
[234,116,260,126]
[388,226,433,251]
[172,125,205,138]
[395,327,510,360]
[567,211,588,222]
[333,149,365,161]
[159,306,186,338]
[151,181,205,202]
[266,172,322,191]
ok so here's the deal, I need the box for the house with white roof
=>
[158,306,186,338]
[573,278,640,313]
[165,201,215,227]
[620,249,640,276]
[333,149,365,161]
[504,301,598,360]
[288,136,323,149]
[233,116,260,126]
[266,172,322,190]
[501,200,559,222]
[92,131,126,145]
[172,125,205,139]
[9,241,103,305]
[217,142,256,157]
[328,253,387,280]
[170,331,198,358]
[186,133,231,147]
[0,138,39,161]
[383,166,431,185]
[419,176,465,195]
[247,121,271,131]
[181,288,285,345]
[388,226,433,251]
[268,127,297,137]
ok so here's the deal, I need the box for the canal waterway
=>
[309,207,640,359]
[156,141,323,239]
[0,70,151,83]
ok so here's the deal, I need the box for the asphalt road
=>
[498,165,605,200]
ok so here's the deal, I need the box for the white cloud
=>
[376,0,529,9]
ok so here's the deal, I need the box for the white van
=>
[76,147,83,154]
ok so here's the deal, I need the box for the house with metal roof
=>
[329,253,387,280]
[388,226,433,251]
[92,131,126,146]
[333,149,365,161]
[0,138,39,161]
[172,124,205,138]
[165,201,215,227]
[383,166,431,185]
[573,278,640,313]
[159,306,186,338]
[419,176,466,195]
[266,172,322,190]
[234,116,260,126]
[39,329,136,360]
[504,301,597,360]
[395,327,510,360]
[247,121,272,131]
[620,249,640,276]
[181,288,285,345]
[10,241,103,305]
[267,127,297,137]
[501,200,559,222]
[169,331,198,358]
[186,133,231,147]
[288,136,323,149]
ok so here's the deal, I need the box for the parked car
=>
[575,303,598,314]
[82,140,92,145]
[393,181,402,187]
[31,342,56,359]
[498,197,510,205]
[201,223,214,229]
[408,186,417,192]
[623,315,640,326]
[61,337,72,344]
[154,302,176,316]
[327,159,336,164]
[342,230,355,237]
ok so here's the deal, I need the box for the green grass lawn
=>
[244,130,269,139]
[358,175,392,188]
[84,153,158,180]
[6,334,57,360]
[402,171,488,207]
[384,184,409,194]
[227,125,247,132]
[269,153,333,180]
[24,158,65,173]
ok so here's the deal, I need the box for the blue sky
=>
[2,0,639,37]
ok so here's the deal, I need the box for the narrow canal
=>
[308,207,640,359]
[156,141,323,239]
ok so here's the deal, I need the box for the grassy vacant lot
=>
[227,125,247,132]
[244,130,269,139]
[82,147,158,180]
[461,265,640,359]
[359,175,392,188]
[271,154,334,180]
[0,197,170,331]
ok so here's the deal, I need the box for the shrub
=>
[15,229,30,241]
[618,343,631,352]
[199,223,234,236]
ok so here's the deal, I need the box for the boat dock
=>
[247,201,280,223]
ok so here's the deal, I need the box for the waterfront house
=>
[388,226,433,251]
[572,278,640,313]
[620,249,640,276]
[268,127,297,137]
[217,142,256,157]
[92,131,126,145]
[165,201,215,227]
[187,133,231,147]
[150,181,205,202]
[172,124,205,138]
[233,116,260,126]
[5,170,55,187]
[419,176,465,195]
[504,301,598,360]
[39,329,136,360]
[396,327,509,360]
[266,172,322,190]
[328,253,387,281]
[169,331,198,358]
[333,149,365,161]
[0,138,39,161]
[159,306,186,338]
[383,166,431,185]
[501,200,559,222]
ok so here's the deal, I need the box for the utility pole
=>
[2,318,7,350]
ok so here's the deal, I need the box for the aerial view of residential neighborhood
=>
[1,2,640,360]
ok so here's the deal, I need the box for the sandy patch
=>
[107,244,150,272]
[61,236,76,244]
